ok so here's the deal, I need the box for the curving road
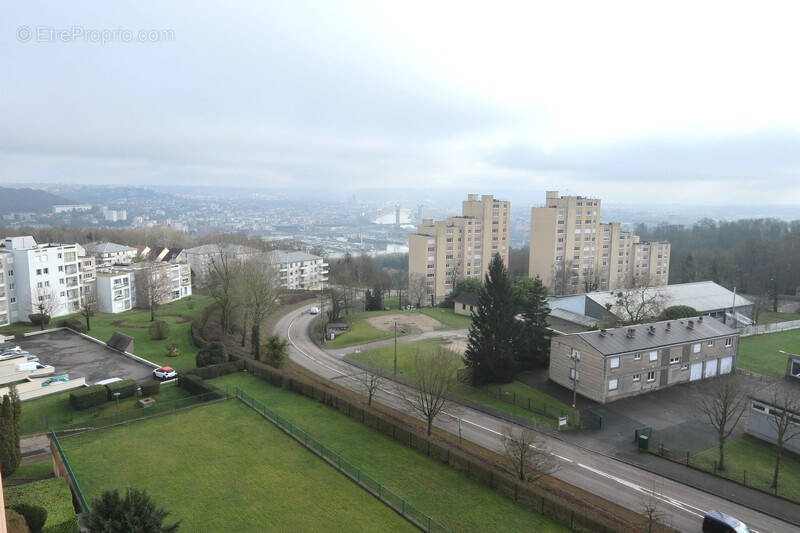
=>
[275,304,796,533]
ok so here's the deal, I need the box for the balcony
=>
[65,265,78,276]
[66,279,79,288]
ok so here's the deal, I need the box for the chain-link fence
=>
[235,387,450,533]
[51,431,90,513]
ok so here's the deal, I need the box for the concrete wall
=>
[0,376,86,401]
[747,404,800,455]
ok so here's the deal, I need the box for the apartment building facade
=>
[529,191,669,295]
[409,194,510,304]
[550,317,739,404]
[0,251,10,327]
[131,262,192,310]
[268,250,328,290]
[184,243,262,281]
[96,268,136,313]
[83,242,138,266]
[1,236,96,321]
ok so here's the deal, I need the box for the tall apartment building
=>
[1,236,96,321]
[0,251,11,327]
[529,192,669,295]
[409,194,510,304]
[268,250,329,290]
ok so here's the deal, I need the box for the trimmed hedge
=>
[28,314,50,327]
[4,478,80,533]
[104,379,137,400]
[69,386,108,410]
[148,320,170,340]
[139,381,161,397]
[178,374,223,399]
[187,360,243,380]
[56,318,86,333]
[11,503,47,532]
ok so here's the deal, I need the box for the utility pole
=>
[571,354,579,409]
[393,321,398,376]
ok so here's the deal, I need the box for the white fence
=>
[741,319,800,337]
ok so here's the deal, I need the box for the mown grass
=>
[738,329,800,377]
[3,477,79,532]
[693,435,800,502]
[5,457,54,485]
[211,372,568,532]
[758,311,800,324]
[347,339,575,428]
[21,382,192,435]
[60,400,414,532]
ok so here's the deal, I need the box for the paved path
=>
[327,328,468,358]
[277,304,799,533]
[21,435,50,456]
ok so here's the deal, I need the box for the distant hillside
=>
[0,187,70,214]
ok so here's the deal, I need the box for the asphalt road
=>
[277,305,795,533]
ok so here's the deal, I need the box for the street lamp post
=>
[571,354,579,409]
[113,392,121,416]
[393,321,398,376]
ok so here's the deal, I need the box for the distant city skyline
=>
[3,2,800,204]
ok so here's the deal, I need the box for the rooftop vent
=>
[698,316,704,322]
[648,325,656,334]
[666,322,671,330]
[599,329,607,337]
[687,320,694,329]
[626,327,636,338]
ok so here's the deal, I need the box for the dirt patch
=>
[366,313,442,335]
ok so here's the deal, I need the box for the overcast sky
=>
[3,1,800,205]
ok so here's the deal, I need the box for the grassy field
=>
[347,339,575,428]
[326,306,471,349]
[21,382,192,435]
[61,400,414,532]
[0,295,213,372]
[693,435,800,502]
[738,329,800,377]
[758,311,800,324]
[5,457,54,486]
[3,477,79,532]
[212,372,568,532]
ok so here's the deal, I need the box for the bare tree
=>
[408,273,428,308]
[582,267,601,293]
[696,376,747,471]
[402,349,457,436]
[242,255,281,360]
[140,264,172,322]
[32,286,58,330]
[767,387,800,489]
[206,243,240,333]
[641,481,668,533]
[324,287,346,323]
[79,292,97,331]
[501,426,558,482]
[611,282,666,324]
[359,370,384,406]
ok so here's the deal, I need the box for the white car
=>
[153,366,177,380]
[309,306,320,315]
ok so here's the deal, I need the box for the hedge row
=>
[186,360,243,380]
[105,379,137,400]
[177,374,224,399]
[69,386,108,410]
[140,381,161,397]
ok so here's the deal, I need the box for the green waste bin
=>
[638,434,649,451]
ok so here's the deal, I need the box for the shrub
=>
[187,360,243,380]
[660,305,699,320]
[262,336,288,368]
[85,488,180,533]
[57,318,85,333]
[178,374,222,398]
[104,379,137,400]
[27,314,50,327]
[165,343,180,357]
[140,381,161,397]
[4,508,30,533]
[196,341,228,367]
[148,320,170,340]
[69,386,108,410]
[12,504,47,533]
[4,478,80,533]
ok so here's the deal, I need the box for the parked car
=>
[26,354,40,363]
[41,375,69,387]
[702,511,750,533]
[0,349,28,361]
[308,306,320,315]
[153,366,177,380]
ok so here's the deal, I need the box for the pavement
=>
[276,304,800,533]
[327,328,468,358]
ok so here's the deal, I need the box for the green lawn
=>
[326,306,471,349]
[21,382,192,435]
[0,295,213,372]
[758,311,800,324]
[211,373,567,532]
[347,340,576,428]
[5,457,54,485]
[60,400,414,532]
[693,435,800,502]
[3,477,79,532]
[738,329,800,377]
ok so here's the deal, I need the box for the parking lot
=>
[16,329,156,385]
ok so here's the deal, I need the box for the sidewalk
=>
[615,446,800,526]
[327,328,468,357]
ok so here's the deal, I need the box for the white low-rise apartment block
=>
[130,262,192,309]
[184,243,262,281]
[96,267,136,313]
[1,236,96,321]
[83,242,138,266]
[269,250,328,290]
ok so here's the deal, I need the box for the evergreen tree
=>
[0,392,20,476]
[86,488,180,533]
[463,254,517,385]
[516,276,551,369]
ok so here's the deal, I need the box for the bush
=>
[196,341,228,367]
[140,381,161,397]
[85,488,180,533]
[69,386,108,410]
[187,360,243,380]
[57,318,85,333]
[27,314,50,327]
[12,504,47,533]
[4,508,30,533]
[660,305,699,320]
[104,379,137,400]
[178,374,222,398]
[4,478,80,533]
[165,344,180,357]
[148,320,170,340]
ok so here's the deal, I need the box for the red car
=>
[153,366,177,380]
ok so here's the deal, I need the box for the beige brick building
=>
[529,191,669,295]
[550,317,739,404]
[409,194,509,304]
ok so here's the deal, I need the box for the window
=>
[608,379,618,391]
[7,270,12,276]
[647,371,656,382]
[707,340,714,347]
[649,351,658,362]
[725,337,733,347]
[58,265,63,272]
[693,343,701,353]
[752,402,767,412]
[570,348,581,360]
[36,269,42,275]
[609,357,620,369]
[43,268,49,274]
[634,353,642,361]
[569,368,580,381]
[669,357,680,365]
[632,374,641,383]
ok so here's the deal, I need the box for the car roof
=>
[705,510,742,526]
[160,366,174,371]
